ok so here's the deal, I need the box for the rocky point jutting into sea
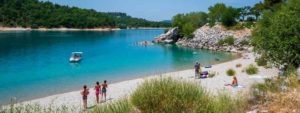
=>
[154,23,252,53]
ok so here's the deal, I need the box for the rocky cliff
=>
[153,27,179,44]
[176,24,251,53]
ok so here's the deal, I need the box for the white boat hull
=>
[69,57,81,62]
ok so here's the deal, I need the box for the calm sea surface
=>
[0,29,236,105]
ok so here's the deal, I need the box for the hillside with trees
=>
[0,0,171,29]
[172,12,208,38]
[170,0,287,38]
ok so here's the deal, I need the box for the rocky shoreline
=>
[153,27,179,44]
[154,24,252,53]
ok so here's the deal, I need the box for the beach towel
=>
[199,75,208,79]
[249,75,267,79]
[224,84,245,88]
[202,71,208,75]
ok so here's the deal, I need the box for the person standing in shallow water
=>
[81,85,89,110]
[94,81,101,103]
[194,62,200,78]
[101,80,108,101]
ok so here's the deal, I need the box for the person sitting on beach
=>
[194,62,200,78]
[94,81,101,103]
[101,80,108,101]
[231,76,238,87]
[80,85,89,110]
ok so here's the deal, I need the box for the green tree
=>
[264,0,286,11]
[251,0,286,20]
[208,3,226,26]
[251,2,265,20]
[182,23,195,38]
[252,0,300,68]
[221,7,240,27]
[172,12,207,38]
[208,3,239,27]
[239,6,251,21]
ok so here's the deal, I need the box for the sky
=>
[42,0,262,21]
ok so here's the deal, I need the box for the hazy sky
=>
[42,0,262,21]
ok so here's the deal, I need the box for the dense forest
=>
[0,0,171,28]
[172,0,286,38]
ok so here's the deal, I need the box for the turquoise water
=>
[0,30,235,105]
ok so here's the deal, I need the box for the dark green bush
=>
[240,39,250,46]
[218,36,235,46]
[255,57,267,66]
[217,39,225,45]
[226,69,236,76]
[230,22,255,30]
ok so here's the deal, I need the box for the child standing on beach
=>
[94,81,101,103]
[101,80,108,101]
[81,85,89,110]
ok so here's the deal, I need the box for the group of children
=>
[80,80,108,109]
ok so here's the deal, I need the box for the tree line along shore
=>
[0,0,171,29]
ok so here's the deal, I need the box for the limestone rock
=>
[176,24,251,53]
[153,27,179,44]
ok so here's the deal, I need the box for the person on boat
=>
[81,85,89,110]
[101,80,108,101]
[231,76,238,87]
[194,62,200,78]
[94,81,101,103]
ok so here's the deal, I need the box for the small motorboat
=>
[69,52,83,63]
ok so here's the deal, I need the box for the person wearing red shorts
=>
[94,81,101,103]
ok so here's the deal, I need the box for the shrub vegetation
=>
[131,77,247,113]
[245,64,259,75]
[131,78,210,113]
[239,39,250,46]
[236,63,242,68]
[252,0,300,68]
[226,69,236,76]
[92,99,133,113]
[255,57,268,66]
[230,22,255,30]
[218,36,235,46]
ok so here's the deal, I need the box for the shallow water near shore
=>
[0,29,236,105]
